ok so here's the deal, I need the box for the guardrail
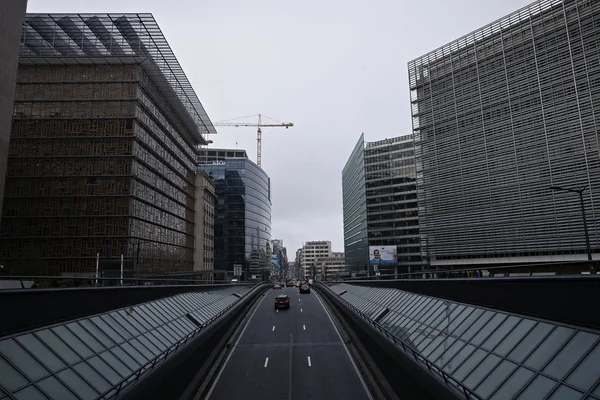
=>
[103,285,266,400]
[0,275,248,290]
[317,282,483,400]
[342,260,598,281]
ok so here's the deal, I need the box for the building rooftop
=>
[19,13,216,143]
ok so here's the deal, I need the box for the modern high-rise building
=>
[408,0,600,266]
[199,149,272,280]
[0,0,28,228]
[193,171,216,280]
[342,134,423,275]
[342,133,369,273]
[0,14,215,276]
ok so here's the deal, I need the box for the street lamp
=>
[550,185,595,273]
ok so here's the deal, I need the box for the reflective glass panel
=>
[489,367,535,400]
[73,362,111,394]
[453,308,484,337]
[524,326,573,370]
[515,375,557,399]
[0,339,48,381]
[463,354,501,389]
[37,376,78,400]
[566,343,600,391]
[110,347,140,371]
[0,356,28,391]
[544,331,598,380]
[66,322,104,352]
[16,334,66,373]
[474,359,517,398]
[99,350,131,378]
[111,312,141,336]
[493,318,536,356]
[87,356,121,385]
[460,310,494,342]
[470,313,506,346]
[443,343,475,374]
[13,385,47,400]
[80,319,116,347]
[547,385,584,399]
[51,326,93,359]
[35,330,80,365]
[453,348,487,381]
[508,322,553,363]
[121,342,147,364]
[100,315,132,340]
[481,315,521,351]
[57,368,98,399]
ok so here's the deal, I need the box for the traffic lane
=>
[237,288,298,345]
[207,345,289,400]
[292,344,371,400]
[292,290,343,343]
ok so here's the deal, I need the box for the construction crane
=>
[213,114,293,168]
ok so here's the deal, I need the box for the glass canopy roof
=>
[329,283,600,400]
[0,286,251,400]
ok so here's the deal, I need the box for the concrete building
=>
[320,251,346,280]
[299,241,331,278]
[0,14,215,276]
[0,1,28,228]
[343,134,423,276]
[199,150,272,281]
[193,171,216,280]
[408,0,600,266]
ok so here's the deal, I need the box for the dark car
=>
[299,284,310,294]
[274,294,290,309]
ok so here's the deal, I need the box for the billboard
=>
[369,246,397,264]
[271,253,281,272]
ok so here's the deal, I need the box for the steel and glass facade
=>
[0,14,215,276]
[200,156,272,279]
[332,282,600,400]
[408,0,600,265]
[365,136,424,274]
[342,134,369,272]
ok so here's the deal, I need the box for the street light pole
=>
[550,185,594,273]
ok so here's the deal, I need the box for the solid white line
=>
[307,356,311,367]
[314,290,373,400]
[272,326,275,332]
[276,309,279,313]
[303,325,306,330]
[205,292,268,399]
[300,309,303,313]
[264,357,269,368]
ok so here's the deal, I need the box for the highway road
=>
[205,285,372,400]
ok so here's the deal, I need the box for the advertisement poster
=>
[369,246,397,264]
[271,253,281,272]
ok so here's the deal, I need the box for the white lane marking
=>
[205,292,268,399]
[272,326,275,332]
[264,357,269,368]
[314,290,373,400]
[300,309,303,313]
[307,356,312,367]
[303,325,306,330]
[276,309,279,313]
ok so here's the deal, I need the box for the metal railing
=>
[0,275,253,290]
[339,260,599,281]
[98,284,265,399]
[317,283,481,400]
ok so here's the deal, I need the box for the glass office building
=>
[0,14,215,276]
[408,0,600,265]
[342,134,369,273]
[365,136,424,274]
[200,156,272,280]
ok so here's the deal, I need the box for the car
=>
[274,294,290,309]
[273,283,281,289]
[299,284,310,294]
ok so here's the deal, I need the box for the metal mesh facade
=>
[0,14,215,275]
[365,136,424,274]
[408,0,600,264]
[342,133,369,272]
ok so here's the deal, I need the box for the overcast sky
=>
[29,0,535,253]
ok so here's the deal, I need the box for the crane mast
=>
[213,114,293,168]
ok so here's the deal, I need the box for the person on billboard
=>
[371,249,382,262]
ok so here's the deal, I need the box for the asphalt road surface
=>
[205,285,372,400]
